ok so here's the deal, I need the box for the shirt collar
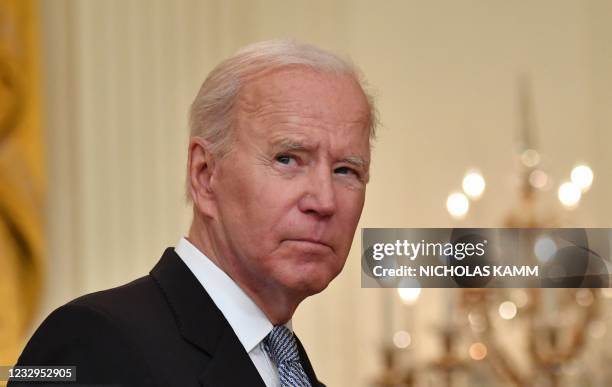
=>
[175,237,291,352]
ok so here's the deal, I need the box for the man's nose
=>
[297,167,336,218]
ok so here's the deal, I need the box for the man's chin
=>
[281,266,340,296]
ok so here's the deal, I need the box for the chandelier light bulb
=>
[392,330,412,349]
[520,149,540,168]
[570,165,594,192]
[498,301,518,320]
[397,287,421,305]
[558,182,582,208]
[469,342,488,360]
[529,170,549,190]
[446,192,469,219]
[462,172,486,199]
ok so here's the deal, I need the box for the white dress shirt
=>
[175,237,287,387]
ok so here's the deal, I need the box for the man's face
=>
[209,67,371,297]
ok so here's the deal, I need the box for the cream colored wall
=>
[37,1,612,386]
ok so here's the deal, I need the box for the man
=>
[12,39,376,387]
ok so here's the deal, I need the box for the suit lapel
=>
[197,325,266,387]
[151,248,266,387]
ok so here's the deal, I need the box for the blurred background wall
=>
[2,0,612,386]
[0,0,44,365]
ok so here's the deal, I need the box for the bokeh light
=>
[393,330,412,349]
[397,287,421,305]
[520,149,540,167]
[570,165,594,192]
[447,192,469,219]
[469,342,488,360]
[558,182,581,208]
[534,236,557,263]
[529,169,549,190]
[462,172,486,199]
[498,301,518,320]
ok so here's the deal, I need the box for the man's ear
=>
[187,137,218,219]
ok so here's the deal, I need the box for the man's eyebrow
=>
[272,138,311,152]
[341,156,368,169]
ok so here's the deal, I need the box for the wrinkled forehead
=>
[236,66,372,131]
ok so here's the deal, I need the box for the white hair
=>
[188,38,378,157]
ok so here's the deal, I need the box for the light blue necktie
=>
[264,325,312,387]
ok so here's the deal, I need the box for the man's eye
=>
[275,155,294,165]
[334,166,357,176]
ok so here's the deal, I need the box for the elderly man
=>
[12,39,376,387]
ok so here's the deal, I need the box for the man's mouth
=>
[283,238,333,251]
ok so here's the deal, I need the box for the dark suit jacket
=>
[10,248,325,387]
